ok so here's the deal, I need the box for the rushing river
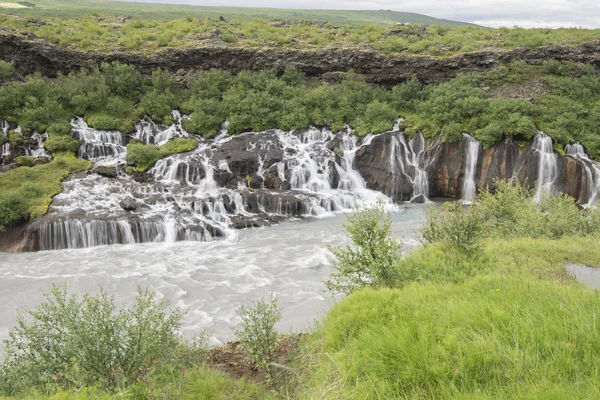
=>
[0,206,426,347]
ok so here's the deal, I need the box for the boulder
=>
[92,165,118,178]
[119,196,138,211]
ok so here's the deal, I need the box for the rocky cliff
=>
[1,33,600,85]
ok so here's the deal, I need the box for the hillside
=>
[0,0,478,26]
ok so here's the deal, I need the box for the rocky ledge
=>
[1,33,599,85]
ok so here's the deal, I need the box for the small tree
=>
[233,293,282,382]
[325,203,402,294]
[0,285,182,396]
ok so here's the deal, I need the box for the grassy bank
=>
[0,152,90,230]
[0,13,598,56]
[301,237,600,399]
[125,137,198,171]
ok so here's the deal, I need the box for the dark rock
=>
[119,196,138,211]
[411,194,427,203]
[91,165,118,178]
[2,32,600,86]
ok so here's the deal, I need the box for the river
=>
[0,206,426,347]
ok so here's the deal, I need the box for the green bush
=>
[0,60,15,82]
[125,137,198,171]
[422,180,600,249]
[44,134,80,154]
[15,155,36,167]
[1,285,183,396]
[233,293,282,382]
[325,203,402,294]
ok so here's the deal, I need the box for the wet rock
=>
[411,194,427,204]
[64,171,88,181]
[91,165,117,178]
[119,196,138,211]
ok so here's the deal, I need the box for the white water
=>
[133,111,189,145]
[389,126,432,201]
[34,124,398,250]
[532,132,558,202]
[565,142,600,207]
[0,208,426,345]
[462,133,480,203]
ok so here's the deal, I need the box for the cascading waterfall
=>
[389,126,432,201]
[565,142,600,207]
[71,117,126,164]
[532,131,558,202]
[26,132,50,159]
[133,110,189,145]
[461,133,480,203]
[35,122,397,250]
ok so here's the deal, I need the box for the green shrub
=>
[1,285,183,396]
[44,134,80,154]
[422,180,600,249]
[233,293,282,383]
[15,156,36,167]
[125,137,197,171]
[325,203,402,294]
[0,60,15,82]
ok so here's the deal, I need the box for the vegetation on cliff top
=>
[0,13,599,56]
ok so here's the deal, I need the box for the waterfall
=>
[71,117,126,164]
[565,142,600,207]
[1,142,10,157]
[35,122,398,251]
[133,111,190,145]
[532,132,558,202]
[461,133,480,203]
[28,132,50,159]
[389,129,431,201]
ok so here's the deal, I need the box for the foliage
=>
[0,153,90,231]
[0,285,183,396]
[3,12,600,56]
[15,156,36,167]
[0,60,15,82]
[325,203,402,294]
[44,134,80,154]
[125,137,198,171]
[233,293,282,382]
[422,180,600,250]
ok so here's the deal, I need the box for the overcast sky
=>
[135,0,600,28]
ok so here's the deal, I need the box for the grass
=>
[125,137,198,171]
[300,236,600,399]
[0,0,476,26]
[0,365,277,399]
[0,12,599,56]
[0,152,91,229]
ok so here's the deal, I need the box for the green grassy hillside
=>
[0,0,478,26]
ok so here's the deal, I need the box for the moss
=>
[0,152,91,230]
[125,137,198,172]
